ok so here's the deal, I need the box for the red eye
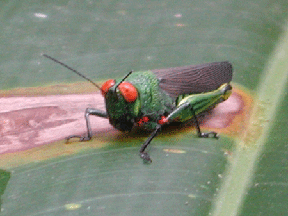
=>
[101,79,115,96]
[118,82,138,102]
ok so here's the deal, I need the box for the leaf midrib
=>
[211,23,288,216]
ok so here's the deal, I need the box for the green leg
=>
[168,102,219,138]
[66,108,108,142]
[139,101,220,162]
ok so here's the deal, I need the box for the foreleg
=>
[66,108,108,142]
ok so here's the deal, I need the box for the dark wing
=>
[152,61,233,99]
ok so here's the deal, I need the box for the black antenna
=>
[42,54,101,90]
[115,70,133,90]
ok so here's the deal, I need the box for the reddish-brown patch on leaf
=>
[0,93,113,154]
[201,86,253,137]
[0,84,252,158]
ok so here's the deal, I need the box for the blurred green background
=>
[0,0,288,215]
[2,0,283,90]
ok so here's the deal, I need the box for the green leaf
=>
[0,170,10,210]
[1,0,288,216]
[211,25,288,215]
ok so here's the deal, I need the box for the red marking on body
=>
[138,116,149,126]
[158,116,168,125]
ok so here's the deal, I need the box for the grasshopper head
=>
[100,79,140,131]
[101,79,138,102]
